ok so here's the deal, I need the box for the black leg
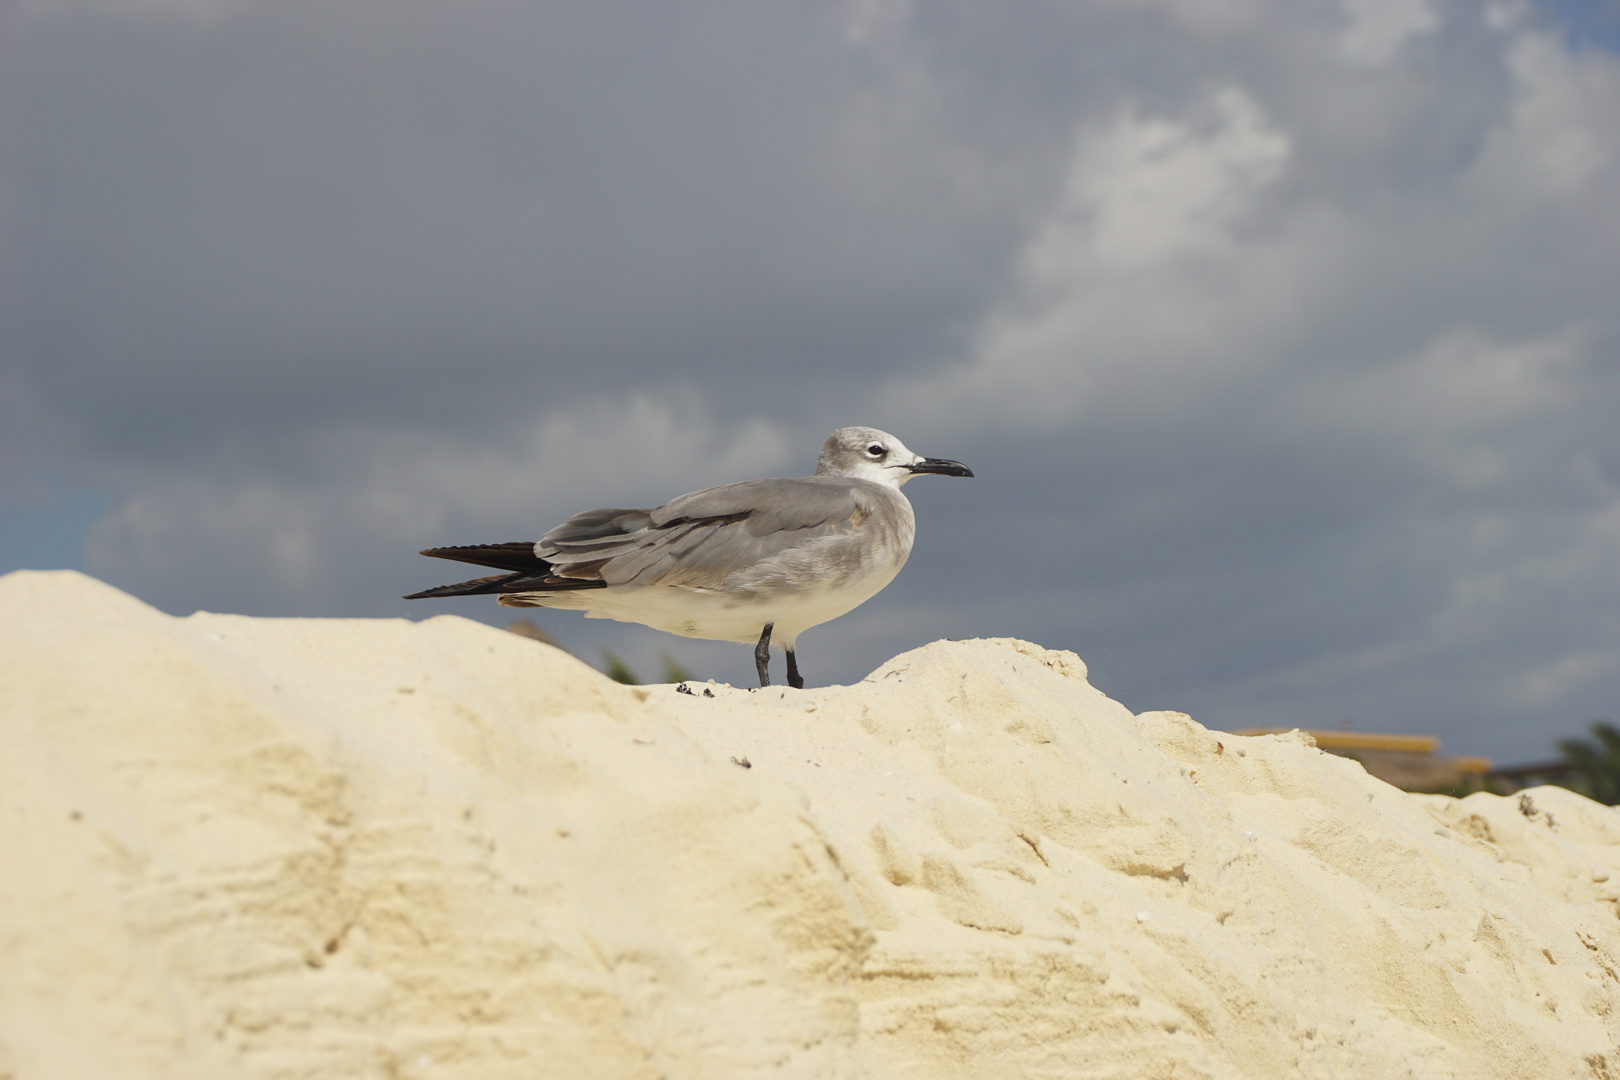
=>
[786,648,803,690]
[754,623,773,687]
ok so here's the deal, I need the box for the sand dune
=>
[2,569,1617,1078]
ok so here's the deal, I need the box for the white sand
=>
[2,569,1617,1079]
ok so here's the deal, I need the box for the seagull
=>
[404,426,973,688]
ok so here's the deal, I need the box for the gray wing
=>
[539,477,876,589]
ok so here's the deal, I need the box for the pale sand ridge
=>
[1,569,1617,1078]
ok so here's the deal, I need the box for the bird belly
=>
[504,560,904,646]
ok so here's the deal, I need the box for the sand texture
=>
[2,570,1618,1079]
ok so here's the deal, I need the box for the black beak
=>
[906,457,974,478]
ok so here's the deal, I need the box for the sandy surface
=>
[2,569,1618,1079]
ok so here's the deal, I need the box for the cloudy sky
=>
[3,0,1618,764]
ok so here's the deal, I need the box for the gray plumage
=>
[406,426,973,688]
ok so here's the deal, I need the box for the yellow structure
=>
[1235,728,1491,791]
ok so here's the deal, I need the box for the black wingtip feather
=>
[405,564,609,601]
[418,542,553,573]
[403,571,528,600]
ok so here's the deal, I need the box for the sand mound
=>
[2,570,1617,1079]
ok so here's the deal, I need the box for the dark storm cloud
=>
[2,0,1618,763]
[0,1,1025,464]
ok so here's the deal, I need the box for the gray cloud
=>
[2,0,1617,762]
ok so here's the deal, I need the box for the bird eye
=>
[866,443,885,457]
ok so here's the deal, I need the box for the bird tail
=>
[403,543,606,600]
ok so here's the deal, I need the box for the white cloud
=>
[896,14,1620,449]
[1339,0,1438,66]
[1474,31,1620,199]
[1275,327,1588,489]
[1088,0,1273,37]
[896,88,1291,428]
[1031,89,1290,275]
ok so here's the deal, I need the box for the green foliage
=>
[659,652,694,684]
[1555,720,1620,806]
[599,650,698,686]
[600,651,640,685]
